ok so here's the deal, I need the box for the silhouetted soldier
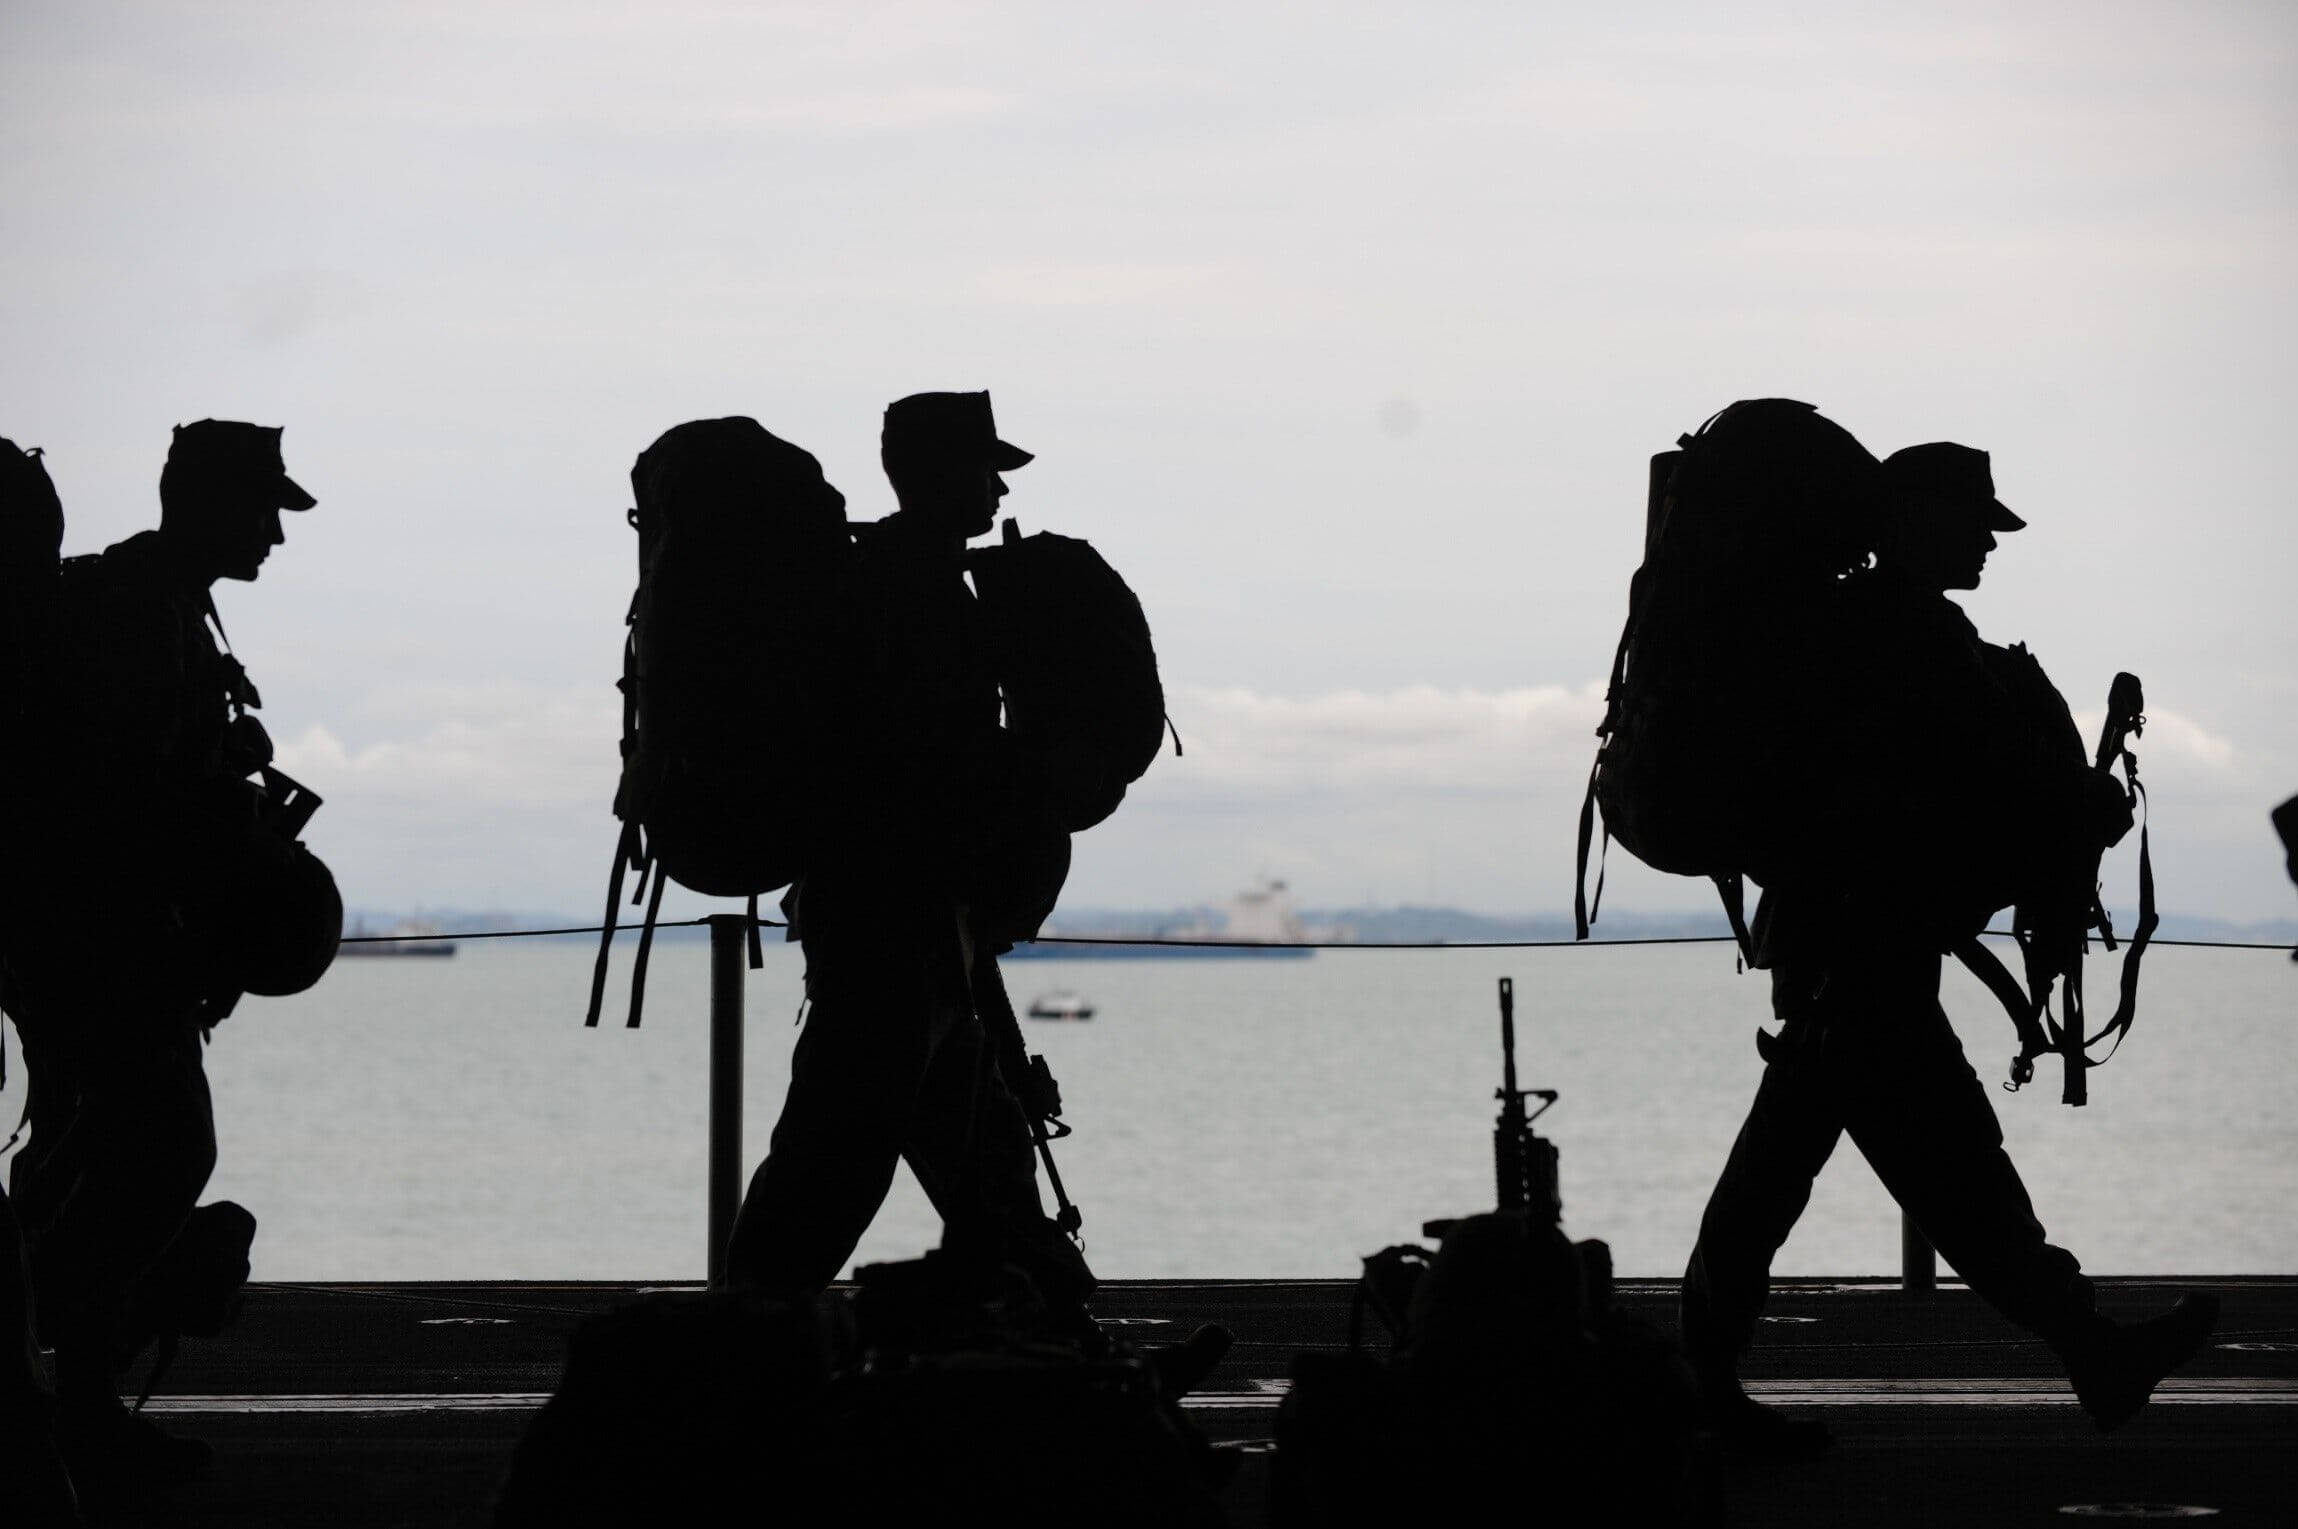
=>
[725,392,1096,1327]
[3,421,311,1486]
[2275,796,2298,902]
[1680,441,2217,1454]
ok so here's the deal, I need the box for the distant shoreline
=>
[341,904,2298,948]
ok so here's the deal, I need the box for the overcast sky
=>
[4,1,2293,921]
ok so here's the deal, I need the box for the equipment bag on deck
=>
[586,418,853,1027]
[1574,399,1885,947]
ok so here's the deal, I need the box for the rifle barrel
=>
[1499,977,1518,1098]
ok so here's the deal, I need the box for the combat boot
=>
[2061,1292,2220,1432]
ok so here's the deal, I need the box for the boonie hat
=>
[168,420,317,511]
[1881,442,2022,532]
[881,391,1033,473]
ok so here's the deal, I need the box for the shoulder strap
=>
[1953,936,2051,1090]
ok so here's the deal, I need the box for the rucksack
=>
[0,436,63,728]
[1574,399,1884,946]
[966,520,1172,833]
[586,418,853,1027]
[1275,1219,1707,1527]
[497,1289,839,1529]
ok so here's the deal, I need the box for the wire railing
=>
[330,912,2290,1285]
[340,922,2293,951]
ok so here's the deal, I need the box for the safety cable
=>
[338,922,2291,953]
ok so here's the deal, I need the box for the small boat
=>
[1026,989,1095,1021]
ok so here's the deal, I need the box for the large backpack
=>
[967,519,1170,834]
[1574,400,1884,945]
[1,437,64,726]
[586,418,853,1026]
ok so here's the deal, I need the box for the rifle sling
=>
[1954,936,2050,1065]
[2092,779,2155,1062]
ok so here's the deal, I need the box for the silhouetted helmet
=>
[224,834,343,997]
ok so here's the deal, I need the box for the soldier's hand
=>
[2085,770,2135,849]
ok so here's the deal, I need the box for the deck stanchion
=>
[705,913,747,1285]
[1901,1211,1937,1295]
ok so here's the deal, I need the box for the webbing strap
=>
[2091,779,2156,1064]
[2057,942,2089,1107]
[1714,873,1752,967]
[582,821,638,1028]
[624,870,667,1030]
[1574,576,1642,940]
[1953,937,2047,1081]
[1573,750,1607,940]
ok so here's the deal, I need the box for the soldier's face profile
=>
[977,471,1009,535]
[213,496,287,581]
[1890,497,1997,592]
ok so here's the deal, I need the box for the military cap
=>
[167,420,316,511]
[882,391,1033,473]
[1881,442,2022,531]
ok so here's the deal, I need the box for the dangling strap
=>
[1954,936,2049,1090]
[2057,943,2089,1107]
[584,821,640,1027]
[1714,873,1753,967]
[971,952,1082,1239]
[1165,714,1184,757]
[624,869,667,1029]
[2090,774,2156,1066]
[745,892,765,970]
[1575,577,1644,940]
[1573,749,1608,941]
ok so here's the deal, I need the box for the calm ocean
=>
[5,939,2290,1282]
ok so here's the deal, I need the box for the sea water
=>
[3,940,2289,1282]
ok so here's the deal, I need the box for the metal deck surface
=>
[68,1275,2298,1525]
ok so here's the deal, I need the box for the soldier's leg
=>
[15,1021,217,1376]
[1680,972,1848,1379]
[901,1015,1095,1309]
[725,936,944,1292]
[1838,960,2098,1345]
[0,1180,80,1524]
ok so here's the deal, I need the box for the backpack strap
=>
[623,860,666,1029]
[1953,936,2050,1091]
[1572,752,1608,941]
[583,819,640,1027]
[1573,572,1644,941]
[1713,873,1753,967]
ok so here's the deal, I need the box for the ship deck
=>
[85,1275,2298,1525]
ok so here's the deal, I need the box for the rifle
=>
[969,952,1084,1241]
[1999,671,2154,1106]
[1424,977,1560,1236]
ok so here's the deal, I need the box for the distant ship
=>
[1005,878,1340,960]
[338,920,458,958]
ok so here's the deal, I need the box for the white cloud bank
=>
[270,680,2287,922]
